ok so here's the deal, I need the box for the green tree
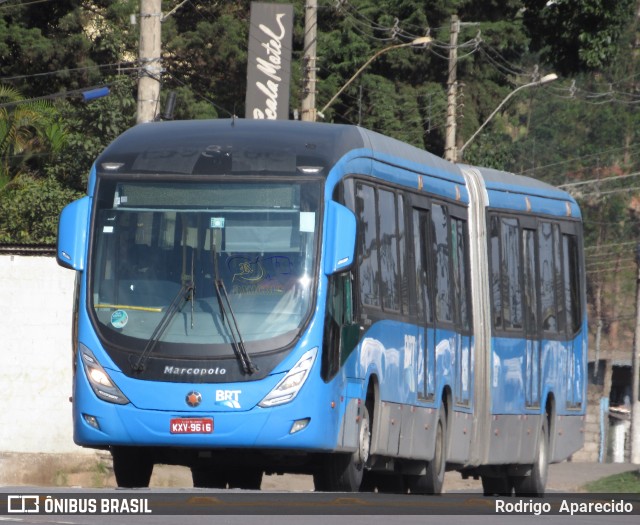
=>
[0,84,67,187]
[522,0,636,75]
[0,175,82,244]
[46,75,137,192]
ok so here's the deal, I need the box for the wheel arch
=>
[365,373,381,453]
[441,385,453,454]
[544,392,556,459]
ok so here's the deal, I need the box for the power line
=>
[573,185,640,198]
[587,264,637,275]
[558,170,640,189]
[0,62,138,83]
[163,72,234,118]
[0,0,55,9]
[0,83,114,108]
[521,144,640,176]
[585,240,639,251]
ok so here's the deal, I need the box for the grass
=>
[91,460,111,488]
[583,470,640,493]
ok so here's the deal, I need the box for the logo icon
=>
[186,391,202,407]
[215,389,241,409]
[7,495,39,513]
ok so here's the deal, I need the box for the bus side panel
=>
[340,320,458,461]
[488,335,545,464]
[485,414,543,465]
[550,325,587,462]
[487,331,586,464]
[551,415,585,462]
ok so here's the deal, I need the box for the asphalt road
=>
[1,489,639,525]
[1,462,638,525]
[133,459,640,492]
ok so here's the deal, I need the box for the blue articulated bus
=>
[57,119,586,494]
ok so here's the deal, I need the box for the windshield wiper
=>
[131,280,195,373]
[211,230,257,375]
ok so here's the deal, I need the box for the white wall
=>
[0,255,90,454]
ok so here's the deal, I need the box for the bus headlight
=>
[80,345,130,405]
[259,348,317,408]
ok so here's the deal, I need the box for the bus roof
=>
[94,118,575,207]
[95,118,460,179]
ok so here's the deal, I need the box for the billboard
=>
[245,2,294,120]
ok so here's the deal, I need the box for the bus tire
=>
[314,405,370,492]
[406,407,447,494]
[111,446,153,488]
[513,417,549,497]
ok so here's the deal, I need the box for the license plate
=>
[170,418,213,434]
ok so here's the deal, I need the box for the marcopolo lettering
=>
[164,366,226,376]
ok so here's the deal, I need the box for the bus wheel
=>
[313,405,370,492]
[513,417,549,497]
[191,467,227,488]
[406,408,446,494]
[111,446,153,488]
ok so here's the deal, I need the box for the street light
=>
[317,36,432,120]
[456,73,558,161]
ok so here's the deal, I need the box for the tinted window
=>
[563,234,582,334]
[413,209,431,322]
[452,218,470,330]
[378,189,399,312]
[397,194,409,314]
[539,222,557,332]
[522,229,538,333]
[356,184,380,307]
[489,215,502,329]
[501,217,522,330]
[432,204,452,323]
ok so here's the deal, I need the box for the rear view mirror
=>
[57,196,90,271]
[324,200,356,275]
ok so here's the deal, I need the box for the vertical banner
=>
[245,2,294,120]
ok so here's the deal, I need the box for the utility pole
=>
[300,0,318,121]
[137,0,162,124]
[444,15,459,162]
[631,243,640,464]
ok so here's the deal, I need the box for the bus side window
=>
[431,203,452,323]
[356,183,380,308]
[378,188,400,312]
[538,222,558,333]
[321,271,359,382]
[489,215,502,329]
[522,229,538,334]
[563,234,582,335]
[501,217,523,330]
[451,217,470,331]
[489,214,523,332]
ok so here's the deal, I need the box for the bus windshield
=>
[90,177,322,358]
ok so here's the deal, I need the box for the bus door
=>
[412,207,435,401]
[522,227,541,407]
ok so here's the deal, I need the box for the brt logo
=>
[215,389,242,409]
